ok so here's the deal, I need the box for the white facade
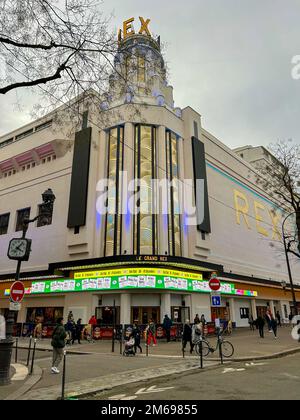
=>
[0,30,299,328]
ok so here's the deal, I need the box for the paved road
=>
[85,353,300,400]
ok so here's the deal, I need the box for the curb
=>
[207,346,300,363]
[4,365,43,401]
[16,345,300,360]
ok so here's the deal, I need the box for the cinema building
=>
[0,20,299,331]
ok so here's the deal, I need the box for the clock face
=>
[8,239,28,259]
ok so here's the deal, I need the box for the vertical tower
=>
[100,23,184,258]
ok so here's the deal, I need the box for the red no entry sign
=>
[209,278,221,291]
[10,281,25,303]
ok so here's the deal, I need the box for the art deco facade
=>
[0,23,299,328]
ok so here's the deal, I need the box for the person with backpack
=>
[51,317,66,374]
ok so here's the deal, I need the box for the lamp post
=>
[282,211,299,316]
[0,189,55,386]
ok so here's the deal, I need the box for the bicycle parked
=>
[194,328,234,358]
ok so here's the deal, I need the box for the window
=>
[0,213,10,235]
[104,126,124,256]
[0,138,13,148]
[240,308,250,319]
[15,128,34,141]
[35,120,52,132]
[37,203,53,227]
[16,208,30,232]
[166,130,182,256]
[133,125,157,255]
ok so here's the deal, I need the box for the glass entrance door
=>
[131,307,160,324]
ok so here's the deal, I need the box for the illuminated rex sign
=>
[4,268,257,297]
[118,17,152,41]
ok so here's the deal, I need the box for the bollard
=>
[61,350,67,400]
[30,339,37,375]
[111,328,115,353]
[199,338,203,369]
[146,332,149,357]
[219,336,223,365]
[120,328,123,355]
[26,336,32,367]
[15,337,18,364]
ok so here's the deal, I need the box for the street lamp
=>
[282,211,299,316]
[0,189,55,386]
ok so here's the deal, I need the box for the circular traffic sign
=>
[10,281,25,303]
[209,278,221,291]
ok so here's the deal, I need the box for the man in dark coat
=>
[132,323,142,353]
[163,315,172,343]
[182,320,194,354]
[51,317,66,374]
[256,315,265,339]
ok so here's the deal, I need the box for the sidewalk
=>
[14,326,300,359]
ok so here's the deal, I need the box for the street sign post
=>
[9,281,25,303]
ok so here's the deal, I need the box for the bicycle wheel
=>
[221,341,234,358]
[195,340,210,357]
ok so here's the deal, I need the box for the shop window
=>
[171,307,190,324]
[0,213,10,235]
[26,307,63,324]
[16,207,30,232]
[96,306,120,325]
[240,308,250,319]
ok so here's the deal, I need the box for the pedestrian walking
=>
[51,317,66,374]
[74,318,83,344]
[89,315,97,326]
[276,311,281,327]
[265,309,272,332]
[194,314,200,324]
[67,311,74,322]
[200,314,206,326]
[146,319,157,346]
[163,314,172,343]
[132,322,142,353]
[182,320,194,354]
[248,315,255,331]
[66,318,76,344]
[192,319,203,343]
[34,320,43,339]
[256,315,265,338]
[271,317,278,339]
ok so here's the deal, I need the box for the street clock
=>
[7,238,32,261]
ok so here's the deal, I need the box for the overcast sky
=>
[1,0,300,149]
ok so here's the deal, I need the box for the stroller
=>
[123,333,136,357]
